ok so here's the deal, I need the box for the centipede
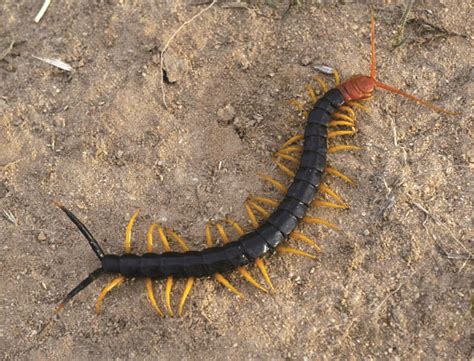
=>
[53,14,456,318]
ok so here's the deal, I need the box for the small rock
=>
[217,104,236,124]
[162,50,187,83]
[37,231,47,241]
[116,150,124,159]
[300,56,312,66]
[253,113,263,123]
[363,229,370,236]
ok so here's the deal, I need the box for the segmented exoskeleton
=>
[53,15,456,317]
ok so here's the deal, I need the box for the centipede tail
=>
[53,13,457,317]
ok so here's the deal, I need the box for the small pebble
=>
[300,56,312,66]
[37,231,47,241]
[217,104,236,123]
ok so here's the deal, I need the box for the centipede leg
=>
[328,145,361,154]
[205,223,243,298]
[178,277,195,317]
[158,226,175,316]
[290,231,321,252]
[242,208,274,291]
[166,227,195,317]
[257,174,288,193]
[95,209,139,314]
[95,276,126,314]
[144,224,164,317]
[276,245,317,259]
[325,165,353,184]
[280,134,304,149]
[216,223,267,293]
[303,216,340,231]
[319,184,348,208]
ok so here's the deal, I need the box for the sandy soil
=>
[1,1,472,360]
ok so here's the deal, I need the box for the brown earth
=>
[1,1,472,360]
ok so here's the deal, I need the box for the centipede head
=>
[337,13,458,115]
[53,201,106,313]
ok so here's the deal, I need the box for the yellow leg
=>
[258,174,288,193]
[237,267,267,293]
[281,134,304,149]
[217,221,267,292]
[178,277,195,317]
[278,145,304,155]
[290,231,321,252]
[332,112,355,123]
[325,165,353,184]
[166,227,190,251]
[312,199,348,210]
[158,226,171,252]
[245,202,259,229]
[303,216,340,231]
[273,152,300,164]
[214,273,243,297]
[205,223,213,247]
[125,209,140,253]
[216,223,230,244]
[242,206,275,292]
[95,276,126,314]
[347,101,370,112]
[247,200,270,219]
[207,223,243,297]
[332,69,341,86]
[313,75,329,93]
[166,227,194,317]
[319,184,347,206]
[328,130,356,139]
[255,258,274,291]
[288,99,305,111]
[338,105,355,119]
[305,83,318,103]
[165,276,174,316]
[328,145,361,154]
[226,217,245,236]
[145,224,164,317]
[274,160,296,177]
[329,120,355,128]
[276,245,316,259]
[250,196,279,208]
[146,278,164,317]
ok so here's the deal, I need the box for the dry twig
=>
[160,0,217,109]
[34,0,52,23]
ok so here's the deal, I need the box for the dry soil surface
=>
[1,1,472,360]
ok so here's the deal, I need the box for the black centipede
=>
[53,15,456,318]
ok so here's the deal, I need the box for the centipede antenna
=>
[55,267,104,314]
[370,12,376,79]
[374,80,458,115]
[54,201,105,260]
[367,12,457,115]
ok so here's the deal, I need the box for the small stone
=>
[151,53,160,65]
[253,113,263,123]
[363,229,370,236]
[163,50,187,83]
[217,104,236,124]
[37,231,47,241]
[116,150,124,159]
[300,56,312,66]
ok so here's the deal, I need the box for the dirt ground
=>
[1,1,472,360]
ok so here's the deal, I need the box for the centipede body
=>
[98,89,344,279]
[53,13,456,316]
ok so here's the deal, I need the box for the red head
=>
[336,14,456,115]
